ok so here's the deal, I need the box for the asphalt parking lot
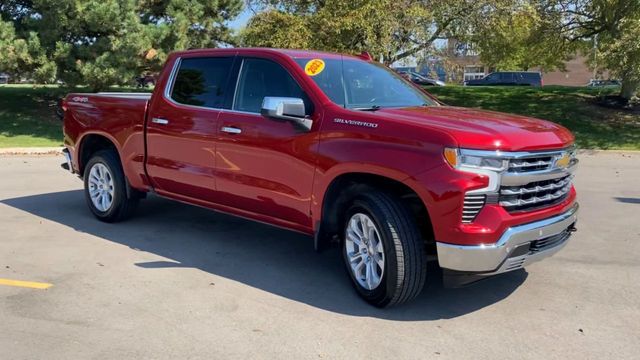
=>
[1,152,639,359]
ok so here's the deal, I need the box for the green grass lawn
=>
[427,85,640,150]
[0,85,67,148]
[1,84,638,149]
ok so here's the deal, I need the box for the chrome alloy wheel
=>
[88,163,115,212]
[345,213,385,290]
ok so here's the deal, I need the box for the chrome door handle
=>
[221,126,242,134]
[152,118,169,125]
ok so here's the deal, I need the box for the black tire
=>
[83,150,138,222]
[342,191,427,307]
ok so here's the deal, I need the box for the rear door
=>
[521,73,541,86]
[145,55,236,202]
[215,56,321,227]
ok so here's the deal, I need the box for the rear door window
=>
[170,57,234,108]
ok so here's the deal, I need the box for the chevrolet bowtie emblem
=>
[555,153,571,169]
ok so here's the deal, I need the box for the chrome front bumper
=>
[437,203,579,274]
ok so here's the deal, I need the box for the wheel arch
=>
[314,169,435,252]
[77,132,144,202]
[76,132,122,176]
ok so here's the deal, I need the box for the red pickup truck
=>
[61,48,579,307]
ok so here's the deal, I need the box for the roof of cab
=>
[170,47,365,61]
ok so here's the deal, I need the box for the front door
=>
[484,73,499,85]
[146,55,235,202]
[215,57,320,227]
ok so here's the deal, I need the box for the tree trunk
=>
[620,79,639,100]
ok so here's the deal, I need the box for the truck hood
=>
[375,106,574,151]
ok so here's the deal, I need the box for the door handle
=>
[152,118,169,125]
[221,126,242,134]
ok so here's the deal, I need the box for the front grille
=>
[462,194,486,223]
[508,155,555,172]
[530,227,573,253]
[500,175,573,212]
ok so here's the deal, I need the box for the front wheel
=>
[342,191,427,307]
[83,150,138,222]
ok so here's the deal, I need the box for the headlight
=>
[444,148,508,172]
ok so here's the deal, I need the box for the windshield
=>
[294,57,437,109]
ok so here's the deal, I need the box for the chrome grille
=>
[462,194,486,223]
[500,175,573,212]
[508,155,555,172]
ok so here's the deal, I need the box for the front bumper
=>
[436,203,578,274]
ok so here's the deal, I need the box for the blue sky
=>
[228,8,253,31]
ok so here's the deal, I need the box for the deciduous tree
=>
[241,0,507,64]
[535,0,640,99]
[473,4,572,71]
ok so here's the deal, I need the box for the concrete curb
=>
[0,147,64,156]
[577,149,639,155]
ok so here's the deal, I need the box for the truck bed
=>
[63,92,151,189]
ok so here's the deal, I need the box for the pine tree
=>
[0,0,243,90]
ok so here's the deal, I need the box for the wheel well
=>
[319,173,435,250]
[78,134,118,175]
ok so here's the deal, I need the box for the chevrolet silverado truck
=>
[61,48,579,307]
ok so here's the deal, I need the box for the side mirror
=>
[261,97,313,131]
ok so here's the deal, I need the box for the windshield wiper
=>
[353,105,381,111]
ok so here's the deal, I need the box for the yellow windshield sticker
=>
[305,59,325,76]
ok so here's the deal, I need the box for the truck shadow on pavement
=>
[614,197,640,204]
[1,190,527,320]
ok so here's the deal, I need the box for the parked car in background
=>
[465,71,543,87]
[406,71,446,86]
[0,73,9,85]
[396,70,445,86]
[396,70,412,81]
[135,74,156,88]
[61,48,578,307]
[586,79,621,88]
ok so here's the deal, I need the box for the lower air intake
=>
[462,194,486,223]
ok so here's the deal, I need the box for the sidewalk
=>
[0,147,63,156]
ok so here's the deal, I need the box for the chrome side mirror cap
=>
[261,97,313,131]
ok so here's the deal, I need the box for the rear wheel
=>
[342,191,427,307]
[83,150,138,222]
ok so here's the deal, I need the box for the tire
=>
[342,191,427,307]
[83,149,138,222]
